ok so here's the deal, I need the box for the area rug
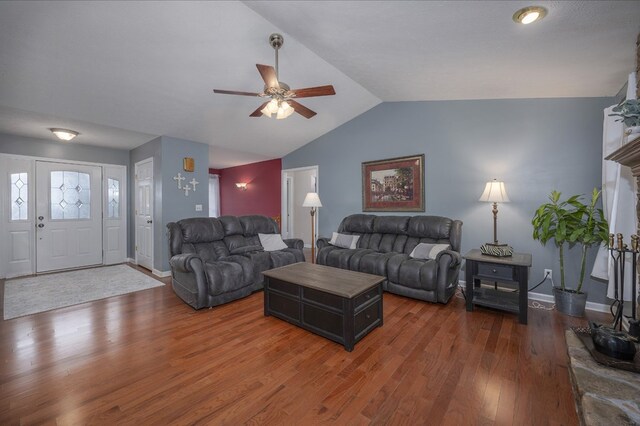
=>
[3,264,164,320]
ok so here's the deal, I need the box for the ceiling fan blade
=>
[250,102,269,117]
[256,64,279,89]
[291,85,336,98]
[289,100,317,119]
[213,89,260,96]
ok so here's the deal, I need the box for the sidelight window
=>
[107,178,120,218]
[10,172,28,221]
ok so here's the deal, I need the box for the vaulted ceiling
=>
[0,1,638,167]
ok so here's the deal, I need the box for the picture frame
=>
[183,157,194,172]
[362,154,425,212]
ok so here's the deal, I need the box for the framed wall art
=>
[362,154,425,212]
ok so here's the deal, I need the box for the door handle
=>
[37,223,45,228]
[147,220,153,224]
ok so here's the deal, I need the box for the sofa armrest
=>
[436,250,461,269]
[169,253,203,273]
[283,238,304,250]
[436,250,462,303]
[317,237,331,249]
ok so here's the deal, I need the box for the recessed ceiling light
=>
[513,6,547,25]
[49,128,79,141]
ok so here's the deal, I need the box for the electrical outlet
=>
[544,269,553,281]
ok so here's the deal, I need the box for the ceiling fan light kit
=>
[213,33,335,120]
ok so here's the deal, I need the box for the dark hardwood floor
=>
[0,262,607,425]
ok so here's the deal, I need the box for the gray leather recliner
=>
[316,214,462,304]
[167,215,304,309]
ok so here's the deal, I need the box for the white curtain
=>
[209,174,220,217]
[591,106,637,301]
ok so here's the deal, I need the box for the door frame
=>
[134,157,154,271]
[0,153,127,279]
[281,165,319,244]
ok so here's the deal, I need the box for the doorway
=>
[281,166,318,247]
[134,158,154,270]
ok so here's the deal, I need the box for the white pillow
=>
[409,243,450,260]
[258,233,288,251]
[329,232,360,249]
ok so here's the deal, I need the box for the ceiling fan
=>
[213,33,336,119]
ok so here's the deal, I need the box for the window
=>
[10,172,28,221]
[50,171,91,220]
[107,178,120,218]
[209,174,220,217]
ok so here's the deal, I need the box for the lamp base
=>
[480,243,513,257]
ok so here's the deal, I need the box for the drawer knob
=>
[365,294,371,299]
[492,269,497,273]
[366,314,371,319]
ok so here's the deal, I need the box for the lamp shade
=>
[302,192,322,208]
[479,179,510,203]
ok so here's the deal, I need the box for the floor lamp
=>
[302,192,322,263]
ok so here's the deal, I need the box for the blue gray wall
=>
[129,136,209,272]
[283,97,614,304]
[0,132,129,165]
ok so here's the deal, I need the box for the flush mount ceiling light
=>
[512,6,547,24]
[49,128,79,141]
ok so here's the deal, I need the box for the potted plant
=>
[531,188,609,317]
[609,99,640,137]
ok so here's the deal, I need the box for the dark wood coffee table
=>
[262,262,384,351]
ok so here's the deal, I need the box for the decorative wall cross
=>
[173,173,186,189]
[183,184,192,196]
[189,178,199,192]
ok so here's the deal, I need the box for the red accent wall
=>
[214,159,281,217]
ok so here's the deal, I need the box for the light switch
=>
[195,204,203,212]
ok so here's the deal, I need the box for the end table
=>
[463,249,532,324]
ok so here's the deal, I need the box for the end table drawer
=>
[477,263,513,281]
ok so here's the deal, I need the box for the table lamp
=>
[479,179,513,257]
[302,192,322,263]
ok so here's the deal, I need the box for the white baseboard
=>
[458,280,611,313]
[152,268,171,278]
[127,258,137,264]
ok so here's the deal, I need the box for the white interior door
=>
[135,159,153,270]
[36,161,103,273]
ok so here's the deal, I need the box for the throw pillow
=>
[329,232,360,249]
[258,233,288,252]
[409,243,451,260]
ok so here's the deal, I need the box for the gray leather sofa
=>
[167,215,304,309]
[317,214,462,304]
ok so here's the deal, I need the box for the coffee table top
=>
[262,262,385,298]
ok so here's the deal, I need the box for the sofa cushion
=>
[269,250,299,268]
[219,216,244,236]
[339,214,376,234]
[329,232,360,249]
[259,233,288,251]
[224,235,251,252]
[181,241,229,262]
[230,245,263,255]
[241,215,278,236]
[204,261,248,296]
[396,259,438,291]
[373,216,410,234]
[409,243,451,260]
[407,216,452,239]
[358,252,398,276]
[178,217,225,243]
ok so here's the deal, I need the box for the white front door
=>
[35,161,103,273]
[135,159,153,270]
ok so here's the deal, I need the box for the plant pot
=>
[553,287,587,317]
[625,125,640,136]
